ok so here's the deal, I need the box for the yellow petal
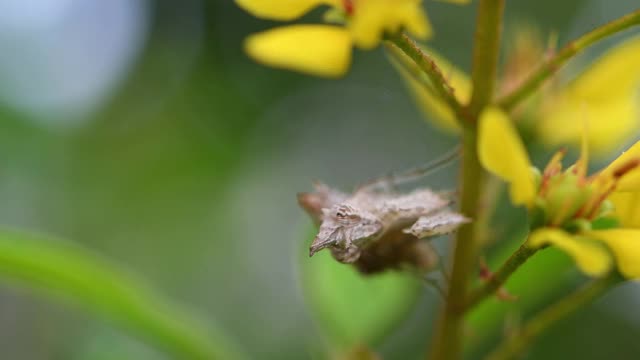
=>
[245,25,352,78]
[537,94,639,155]
[609,192,640,229]
[478,107,536,206]
[618,170,640,192]
[529,228,612,277]
[575,114,589,177]
[349,0,431,49]
[388,46,471,133]
[570,36,640,101]
[235,0,339,20]
[587,229,640,279]
[537,36,640,155]
[600,141,640,191]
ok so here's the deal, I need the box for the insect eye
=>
[333,205,361,222]
[336,211,360,221]
[336,210,353,218]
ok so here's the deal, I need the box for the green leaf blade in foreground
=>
[301,238,422,349]
[0,228,244,360]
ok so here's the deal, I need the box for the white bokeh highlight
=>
[0,0,150,127]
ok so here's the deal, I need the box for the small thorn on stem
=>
[479,257,492,280]
[479,258,518,302]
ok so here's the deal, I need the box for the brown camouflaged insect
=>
[298,148,469,275]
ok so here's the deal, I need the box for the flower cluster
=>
[397,29,640,155]
[479,107,640,278]
[235,0,467,77]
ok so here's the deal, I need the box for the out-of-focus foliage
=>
[0,0,639,359]
[301,230,421,350]
[0,228,243,360]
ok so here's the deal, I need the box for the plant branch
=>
[486,274,620,360]
[465,241,538,311]
[427,1,504,359]
[428,131,486,360]
[386,32,469,122]
[384,41,439,94]
[498,8,640,110]
[467,0,505,115]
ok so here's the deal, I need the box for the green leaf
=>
[300,230,422,349]
[0,228,245,360]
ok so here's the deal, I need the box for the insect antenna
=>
[357,145,460,191]
[406,266,447,300]
[422,276,447,300]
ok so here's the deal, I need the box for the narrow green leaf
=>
[0,228,245,360]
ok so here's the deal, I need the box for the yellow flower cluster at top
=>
[479,107,640,279]
[235,0,468,77]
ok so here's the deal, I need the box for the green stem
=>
[468,0,505,115]
[386,32,468,122]
[384,42,442,101]
[498,8,640,110]
[428,1,504,359]
[465,242,538,311]
[486,275,620,360]
[429,131,486,360]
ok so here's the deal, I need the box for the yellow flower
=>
[244,25,353,77]
[400,30,640,156]
[478,107,536,206]
[478,106,640,278]
[537,36,640,154]
[236,0,468,77]
[528,228,612,277]
[608,192,640,228]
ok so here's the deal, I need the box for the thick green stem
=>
[427,1,504,359]
[486,275,620,360]
[498,8,640,110]
[465,242,538,310]
[429,131,486,359]
[386,32,468,121]
[468,0,505,115]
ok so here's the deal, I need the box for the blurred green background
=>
[0,0,639,359]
